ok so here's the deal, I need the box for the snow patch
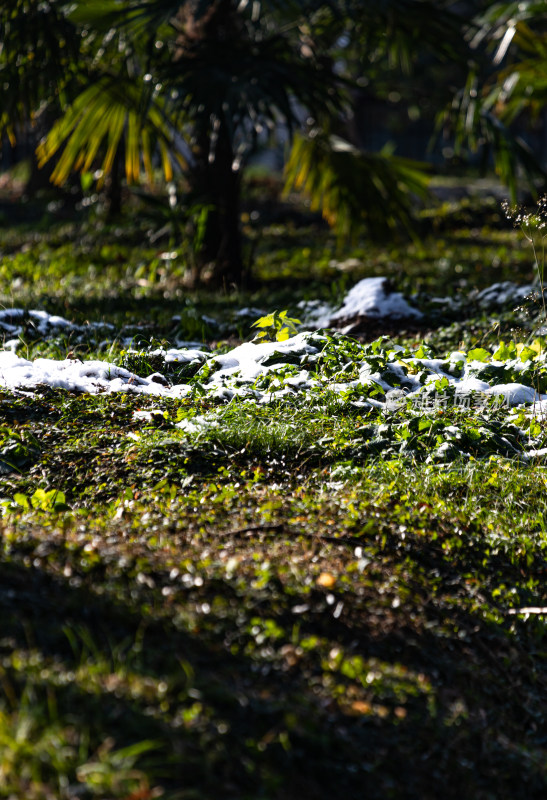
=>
[0,308,113,340]
[329,277,423,324]
[476,282,534,310]
[0,351,192,397]
[485,383,541,407]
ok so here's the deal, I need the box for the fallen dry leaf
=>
[317,572,336,588]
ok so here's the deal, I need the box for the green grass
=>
[1,197,547,798]
[0,192,537,329]
[2,457,547,798]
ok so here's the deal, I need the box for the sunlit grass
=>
[1,201,547,797]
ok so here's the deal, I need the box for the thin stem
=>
[541,235,547,322]
[530,236,547,322]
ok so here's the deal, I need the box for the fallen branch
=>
[217,523,365,547]
[218,523,285,538]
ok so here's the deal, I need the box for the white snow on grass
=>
[297,277,424,329]
[1,275,547,426]
[329,277,423,323]
[1,331,546,415]
[297,299,335,329]
[3,276,547,465]
[0,351,192,397]
[175,414,220,433]
[0,308,71,334]
[149,347,209,365]
[0,307,114,339]
[476,281,534,310]
[0,276,537,351]
[486,384,539,406]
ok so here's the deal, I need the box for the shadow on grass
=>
[1,521,547,800]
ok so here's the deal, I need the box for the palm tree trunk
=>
[104,142,124,221]
[190,121,245,287]
[175,0,246,287]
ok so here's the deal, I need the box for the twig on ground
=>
[217,523,365,547]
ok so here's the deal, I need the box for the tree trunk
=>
[24,132,83,212]
[189,122,244,288]
[176,0,246,288]
[24,117,61,199]
[104,143,124,221]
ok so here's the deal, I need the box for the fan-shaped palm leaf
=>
[442,5,547,200]
[161,32,348,161]
[36,76,182,187]
[0,0,80,142]
[284,131,430,242]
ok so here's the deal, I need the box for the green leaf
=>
[434,376,450,391]
[30,488,68,512]
[30,488,48,510]
[467,348,491,363]
[13,493,30,510]
[414,344,432,358]
[251,314,276,329]
[492,341,517,361]
[519,346,537,362]
[251,309,300,342]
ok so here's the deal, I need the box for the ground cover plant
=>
[1,197,547,799]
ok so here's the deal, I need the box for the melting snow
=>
[476,281,534,310]
[0,307,113,338]
[329,277,423,324]
[1,331,546,414]
[0,351,192,397]
[1,277,546,420]
[297,299,335,329]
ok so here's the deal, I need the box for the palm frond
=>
[482,21,547,124]
[36,76,180,186]
[283,131,430,243]
[440,5,547,202]
[0,0,80,139]
[160,31,348,161]
[440,67,547,203]
[470,1,547,53]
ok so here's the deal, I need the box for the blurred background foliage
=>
[2,1,547,287]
